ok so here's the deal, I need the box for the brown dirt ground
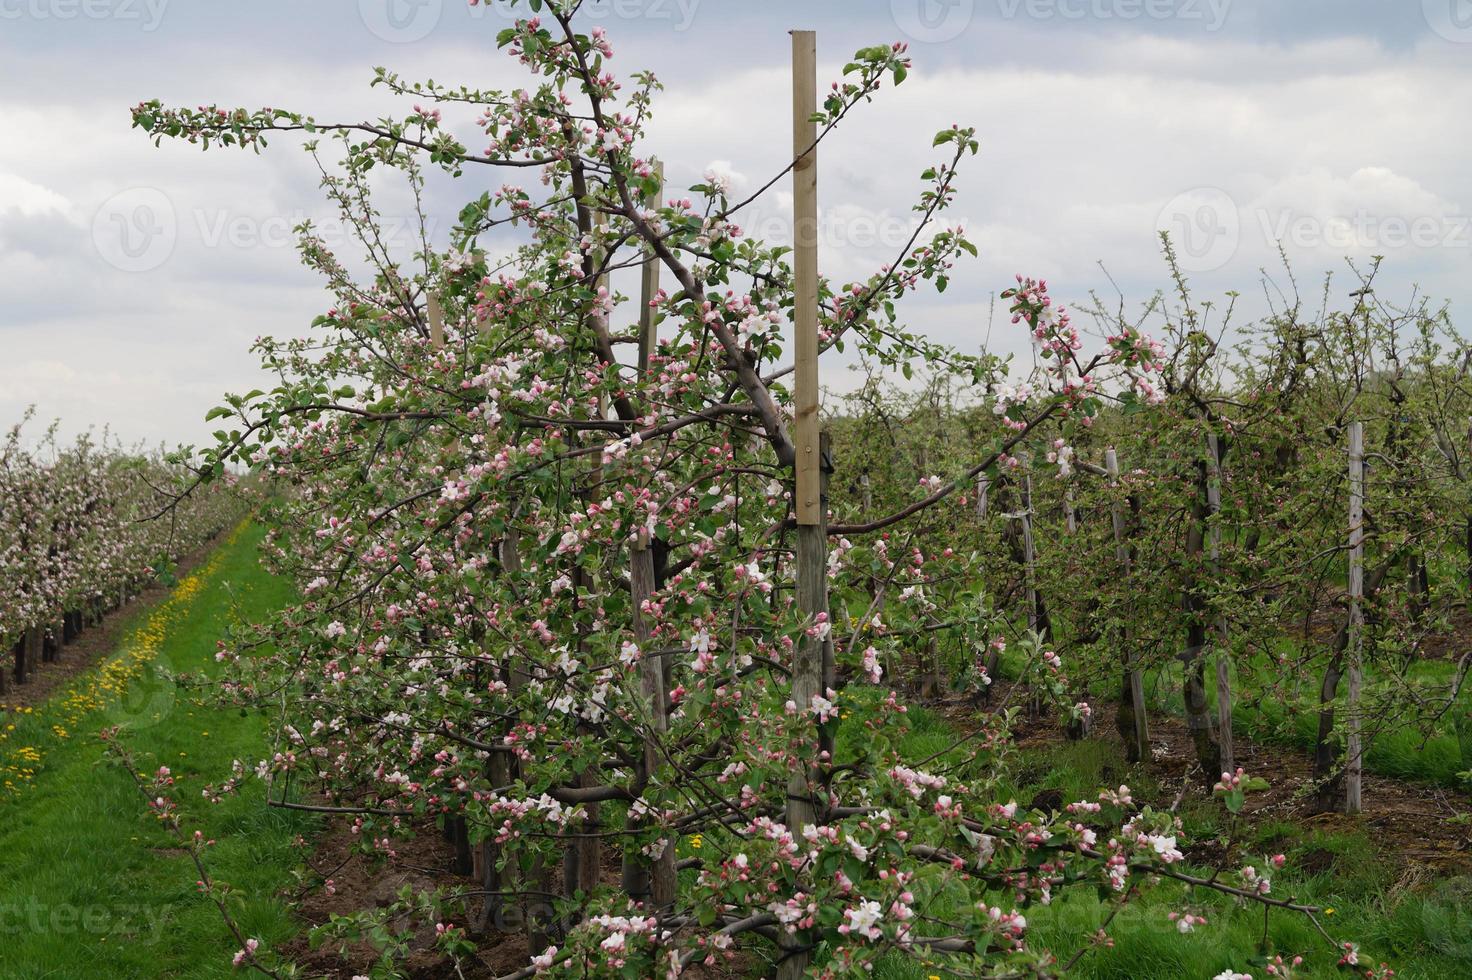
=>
[282,816,752,979]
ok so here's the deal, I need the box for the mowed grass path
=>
[0,522,314,979]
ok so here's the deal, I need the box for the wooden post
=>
[976,473,989,520]
[1206,433,1233,775]
[428,292,445,348]
[1021,470,1038,635]
[792,29,821,530]
[1465,417,1472,600]
[1064,482,1077,534]
[622,195,676,910]
[630,532,676,906]
[1108,449,1150,763]
[781,29,824,980]
[787,23,822,824]
[1346,421,1365,814]
[638,162,663,376]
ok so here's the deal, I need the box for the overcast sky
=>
[3,0,1470,449]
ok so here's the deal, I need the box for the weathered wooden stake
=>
[1206,432,1233,775]
[1346,421,1365,814]
[428,292,445,348]
[976,473,989,520]
[1107,449,1149,763]
[624,195,676,909]
[1021,470,1038,635]
[631,530,676,905]
[637,161,663,376]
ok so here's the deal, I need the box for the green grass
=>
[1140,651,1472,789]
[0,522,313,980]
[852,701,1472,980]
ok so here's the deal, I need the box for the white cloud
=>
[1,9,1469,443]
[0,172,71,217]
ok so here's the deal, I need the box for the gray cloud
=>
[0,1,1468,446]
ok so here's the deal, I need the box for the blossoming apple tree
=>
[130,2,1361,976]
[0,415,245,694]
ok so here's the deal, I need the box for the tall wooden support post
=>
[1206,433,1233,775]
[623,183,676,911]
[976,473,989,520]
[630,533,676,906]
[1064,482,1078,534]
[1465,417,1472,600]
[791,29,821,536]
[427,292,445,348]
[637,162,663,376]
[428,293,475,880]
[1346,422,1365,814]
[781,29,826,980]
[1020,470,1039,635]
[1108,449,1149,763]
[567,221,610,911]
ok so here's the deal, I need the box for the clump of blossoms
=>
[125,2,1370,977]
